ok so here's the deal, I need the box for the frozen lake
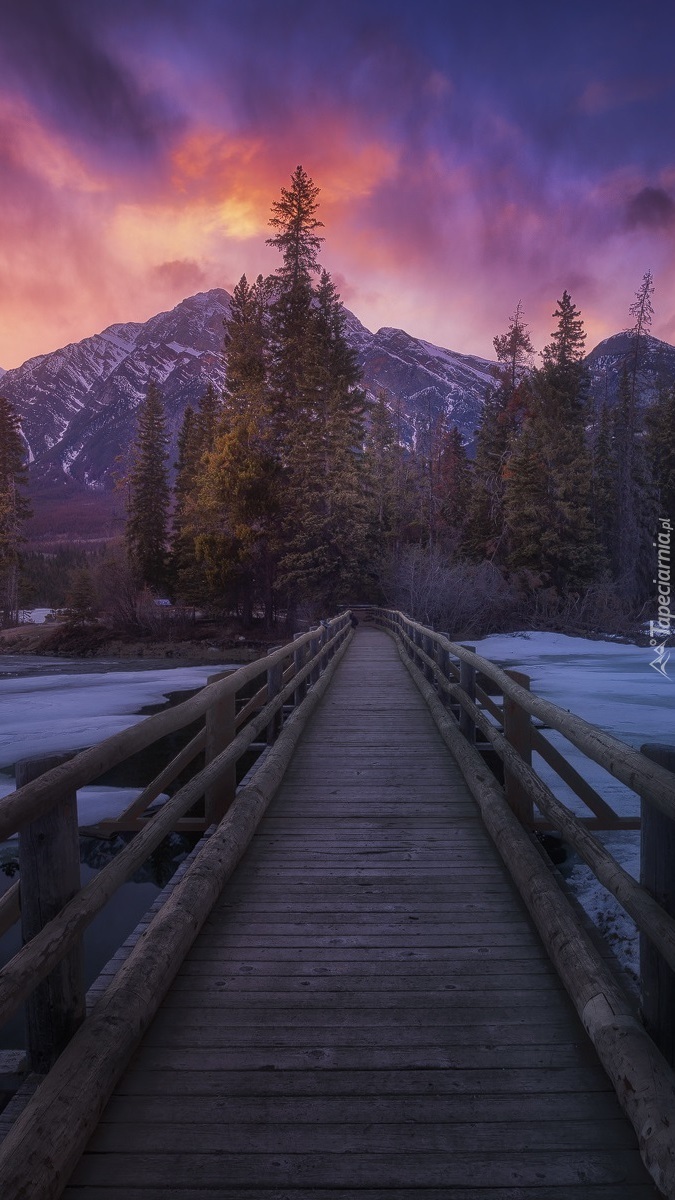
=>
[0,655,234,808]
[0,654,236,1049]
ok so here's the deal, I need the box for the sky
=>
[1,0,675,369]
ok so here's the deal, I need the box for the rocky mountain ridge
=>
[2,289,672,546]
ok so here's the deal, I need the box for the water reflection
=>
[0,831,198,1049]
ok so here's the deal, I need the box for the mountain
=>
[1,289,499,545]
[586,331,675,407]
[3,288,673,547]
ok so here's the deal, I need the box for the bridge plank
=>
[63,629,655,1198]
[62,1189,660,1200]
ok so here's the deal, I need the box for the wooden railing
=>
[0,612,352,1075]
[366,614,675,1010]
[365,607,675,1195]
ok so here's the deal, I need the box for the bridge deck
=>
[64,629,657,1199]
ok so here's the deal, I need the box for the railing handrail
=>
[0,611,350,841]
[378,608,675,820]
[0,617,353,1031]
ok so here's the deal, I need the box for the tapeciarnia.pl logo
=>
[649,516,673,679]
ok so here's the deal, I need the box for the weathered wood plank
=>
[129,1044,604,1071]
[66,1149,653,1190]
[59,1187,661,1200]
[114,1064,616,1097]
[140,1021,591,1047]
[90,1117,634,1153]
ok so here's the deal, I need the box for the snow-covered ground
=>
[0,658,232,827]
[472,631,675,985]
[19,608,53,624]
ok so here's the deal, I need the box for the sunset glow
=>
[1,0,675,367]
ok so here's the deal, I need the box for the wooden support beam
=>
[640,743,675,1067]
[309,631,321,686]
[503,669,534,825]
[459,645,476,744]
[16,754,85,1074]
[266,662,283,746]
[422,632,435,683]
[293,634,307,707]
[204,673,236,826]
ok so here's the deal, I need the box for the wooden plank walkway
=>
[63,629,658,1199]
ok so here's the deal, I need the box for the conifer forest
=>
[4,167,675,637]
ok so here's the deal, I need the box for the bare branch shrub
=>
[381,546,519,637]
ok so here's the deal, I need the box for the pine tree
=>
[541,290,587,391]
[611,271,657,603]
[492,300,535,393]
[264,168,369,613]
[0,396,31,627]
[198,274,280,625]
[172,383,224,602]
[504,292,599,593]
[627,270,655,411]
[438,425,472,552]
[364,390,417,551]
[591,401,617,562]
[125,380,170,592]
[467,304,534,561]
[646,385,675,521]
[267,165,324,448]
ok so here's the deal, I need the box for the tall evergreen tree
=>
[125,380,170,592]
[364,390,418,552]
[591,401,617,563]
[646,384,675,521]
[0,396,31,627]
[504,292,599,593]
[438,425,472,552]
[613,271,657,602]
[263,168,369,612]
[492,300,535,393]
[267,165,324,448]
[467,303,534,561]
[172,382,224,601]
[196,274,281,624]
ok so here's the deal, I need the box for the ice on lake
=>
[0,657,232,826]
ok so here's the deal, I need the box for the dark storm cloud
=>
[626,187,675,231]
[0,0,179,160]
[151,259,207,290]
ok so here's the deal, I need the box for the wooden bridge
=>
[0,611,674,1198]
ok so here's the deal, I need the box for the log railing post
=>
[503,670,534,824]
[293,633,307,707]
[204,672,237,826]
[640,743,675,1066]
[437,635,450,707]
[422,632,435,683]
[406,620,415,661]
[266,660,284,745]
[309,630,321,686]
[459,646,476,743]
[414,627,424,671]
[16,754,85,1074]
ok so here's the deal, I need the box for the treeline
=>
[5,167,675,636]
[122,170,672,635]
